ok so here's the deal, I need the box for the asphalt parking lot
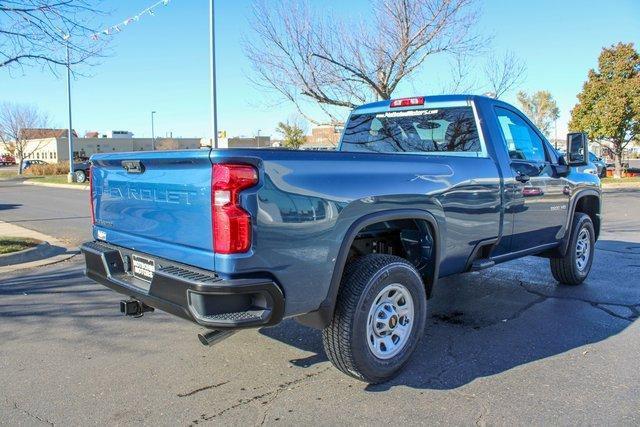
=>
[1,183,639,425]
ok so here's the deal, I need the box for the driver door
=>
[494,107,569,253]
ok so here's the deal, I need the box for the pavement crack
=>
[475,402,489,427]
[8,399,54,426]
[592,303,639,321]
[504,295,548,322]
[177,380,229,398]
[517,282,639,322]
[258,386,284,426]
[192,367,330,425]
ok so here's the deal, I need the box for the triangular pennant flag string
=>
[83,0,172,41]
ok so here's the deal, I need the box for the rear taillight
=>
[89,165,95,225]
[212,164,258,254]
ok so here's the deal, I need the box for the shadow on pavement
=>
[1,238,637,390]
[260,239,640,391]
[0,203,22,211]
[0,264,174,353]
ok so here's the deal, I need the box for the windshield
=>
[340,106,481,155]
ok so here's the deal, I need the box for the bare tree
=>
[245,0,485,123]
[0,1,105,71]
[0,102,50,173]
[441,53,478,94]
[483,51,526,99]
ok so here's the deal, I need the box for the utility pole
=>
[209,0,218,148]
[65,42,75,183]
[257,129,261,147]
[151,111,156,150]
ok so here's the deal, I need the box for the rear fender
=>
[295,209,441,329]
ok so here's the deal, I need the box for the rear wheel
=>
[322,254,427,383]
[550,213,595,285]
[74,169,86,183]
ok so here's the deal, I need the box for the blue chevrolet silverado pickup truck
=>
[82,95,601,383]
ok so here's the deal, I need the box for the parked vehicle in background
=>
[589,152,607,178]
[73,161,91,183]
[0,154,16,166]
[82,95,601,383]
[21,159,47,170]
[559,150,603,177]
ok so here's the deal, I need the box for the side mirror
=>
[566,132,588,166]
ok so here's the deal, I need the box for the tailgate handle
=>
[122,160,145,174]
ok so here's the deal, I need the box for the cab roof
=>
[352,94,505,115]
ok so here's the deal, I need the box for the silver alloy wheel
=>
[575,228,591,271]
[75,170,86,183]
[366,283,415,360]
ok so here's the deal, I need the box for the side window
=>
[494,107,546,162]
[545,140,560,164]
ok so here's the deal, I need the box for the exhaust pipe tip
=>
[198,329,235,347]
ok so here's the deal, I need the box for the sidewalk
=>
[0,220,79,273]
[23,180,89,191]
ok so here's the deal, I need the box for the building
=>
[201,135,272,149]
[303,124,343,149]
[19,128,79,139]
[109,130,134,139]
[20,135,202,163]
[227,136,272,148]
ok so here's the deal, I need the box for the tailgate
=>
[90,150,214,269]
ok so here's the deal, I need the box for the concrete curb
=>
[0,239,48,267]
[0,249,80,274]
[23,180,89,191]
[0,220,79,273]
[601,182,640,189]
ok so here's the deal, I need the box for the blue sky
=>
[1,0,639,139]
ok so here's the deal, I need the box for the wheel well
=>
[347,218,436,287]
[574,195,600,240]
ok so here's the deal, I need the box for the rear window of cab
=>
[340,106,481,155]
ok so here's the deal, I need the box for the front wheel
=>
[550,213,595,285]
[322,254,427,383]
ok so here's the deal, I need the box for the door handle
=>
[515,173,530,183]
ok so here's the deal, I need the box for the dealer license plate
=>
[131,254,155,283]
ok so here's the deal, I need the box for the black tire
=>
[322,254,427,383]
[550,213,595,285]
[74,169,86,183]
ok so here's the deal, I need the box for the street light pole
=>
[257,129,261,147]
[66,42,75,183]
[151,111,156,150]
[209,0,218,148]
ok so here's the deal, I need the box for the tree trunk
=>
[613,144,624,179]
